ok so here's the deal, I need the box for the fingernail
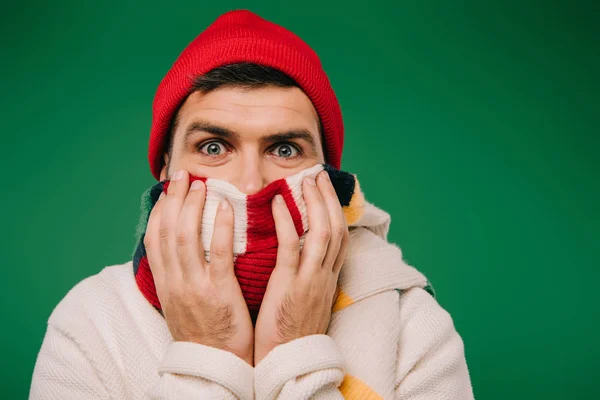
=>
[172,169,184,181]
[190,180,204,191]
[158,192,166,200]
[304,177,316,186]
[219,198,230,210]
[319,171,330,181]
[274,194,283,204]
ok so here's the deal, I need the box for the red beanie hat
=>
[148,10,344,180]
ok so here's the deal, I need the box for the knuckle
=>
[175,229,189,247]
[316,227,331,242]
[143,234,152,249]
[334,224,347,240]
[282,237,300,253]
[158,224,172,241]
[210,245,229,260]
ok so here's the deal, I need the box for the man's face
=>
[160,85,325,194]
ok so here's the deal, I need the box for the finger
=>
[300,175,331,271]
[160,169,189,279]
[144,190,167,298]
[332,236,349,275]
[272,194,300,271]
[177,178,207,279]
[209,198,234,280]
[315,170,349,273]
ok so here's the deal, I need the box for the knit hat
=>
[133,164,365,319]
[147,10,344,180]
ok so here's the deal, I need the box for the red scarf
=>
[132,164,364,319]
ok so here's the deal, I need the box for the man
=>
[30,9,474,399]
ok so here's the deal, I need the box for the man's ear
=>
[159,153,169,181]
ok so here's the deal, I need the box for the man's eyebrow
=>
[183,120,241,146]
[261,130,318,154]
[184,121,319,154]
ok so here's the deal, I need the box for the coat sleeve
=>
[394,287,475,399]
[254,334,346,399]
[30,323,254,400]
[149,341,254,399]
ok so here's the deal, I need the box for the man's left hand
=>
[254,170,349,366]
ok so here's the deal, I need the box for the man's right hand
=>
[144,169,254,365]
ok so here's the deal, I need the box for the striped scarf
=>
[131,164,436,397]
[132,164,366,319]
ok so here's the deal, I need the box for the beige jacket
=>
[30,202,474,399]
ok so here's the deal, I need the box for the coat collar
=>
[333,202,433,312]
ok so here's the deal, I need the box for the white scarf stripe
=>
[201,179,249,259]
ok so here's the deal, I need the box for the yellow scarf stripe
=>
[332,289,354,312]
[339,374,383,399]
[342,177,365,226]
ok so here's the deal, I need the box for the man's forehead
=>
[182,86,317,115]
[176,86,322,141]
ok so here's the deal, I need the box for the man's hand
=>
[144,169,254,365]
[254,170,349,365]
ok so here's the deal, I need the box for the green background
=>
[1,1,598,398]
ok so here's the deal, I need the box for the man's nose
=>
[237,159,266,195]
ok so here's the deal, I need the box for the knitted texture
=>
[148,10,344,180]
[132,164,365,318]
[32,201,474,399]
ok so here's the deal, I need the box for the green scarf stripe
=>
[423,283,436,298]
[396,280,436,299]
[132,184,162,256]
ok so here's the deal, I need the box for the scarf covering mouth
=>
[132,164,366,318]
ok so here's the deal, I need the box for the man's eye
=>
[272,143,300,158]
[199,141,226,156]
